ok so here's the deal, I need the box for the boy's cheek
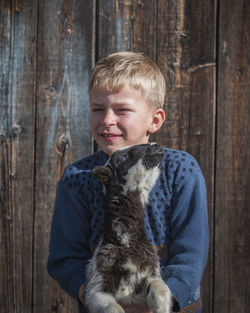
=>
[90,115,101,126]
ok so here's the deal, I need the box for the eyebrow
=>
[91,102,104,106]
[91,102,132,107]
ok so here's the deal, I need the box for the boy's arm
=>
[47,175,92,301]
[161,156,209,309]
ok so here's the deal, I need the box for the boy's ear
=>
[147,108,166,135]
[92,166,113,184]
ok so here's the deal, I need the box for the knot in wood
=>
[44,86,57,99]
[66,25,72,35]
[50,300,64,312]
[5,215,12,222]
[192,130,202,136]
[56,134,71,156]
[9,173,17,179]
[137,1,144,8]
[236,69,243,78]
[0,132,6,142]
[11,124,22,137]
[180,33,188,38]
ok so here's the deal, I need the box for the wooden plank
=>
[33,0,95,312]
[97,0,157,58]
[0,0,37,312]
[214,0,250,311]
[155,1,216,312]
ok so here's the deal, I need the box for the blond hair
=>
[89,51,166,109]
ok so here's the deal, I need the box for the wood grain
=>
[97,0,156,58]
[155,1,216,312]
[0,1,37,312]
[33,1,95,312]
[215,0,250,311]
[1,1,249,312]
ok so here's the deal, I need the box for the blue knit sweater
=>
[47,148,209,313]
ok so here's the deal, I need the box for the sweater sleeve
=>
[47,172,92,301]
[161,156,209,308]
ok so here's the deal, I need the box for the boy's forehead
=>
[90,85,135,96]
[90,86,119,100]
[90,83,123,94]
[90,85,147,105]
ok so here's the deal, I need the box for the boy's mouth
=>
[100,133,122,140]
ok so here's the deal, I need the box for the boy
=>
[47,52,209,313]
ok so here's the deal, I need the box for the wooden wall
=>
[0,0,249,312]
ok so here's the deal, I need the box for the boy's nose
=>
[102,109,116,126]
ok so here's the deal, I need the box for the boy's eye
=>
[92,108,104,112]
[117,108,130,112]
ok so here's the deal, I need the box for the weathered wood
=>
[97,0,157,58]
[155,1,216,312]
[1,1,250,312]
[215,0,250,312]
[0,0,37,312]
[33,0,95,312]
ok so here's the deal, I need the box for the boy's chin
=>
[100,141,150,156]
[102,146,124,156]
[100,143,129,156]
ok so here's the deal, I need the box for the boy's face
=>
[90,86,160,156]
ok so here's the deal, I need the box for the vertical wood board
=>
[33,1,95,312]
[215,0,250,311]
[155,1,216,312]
[97,0,157,59]
[0,1,37,312]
